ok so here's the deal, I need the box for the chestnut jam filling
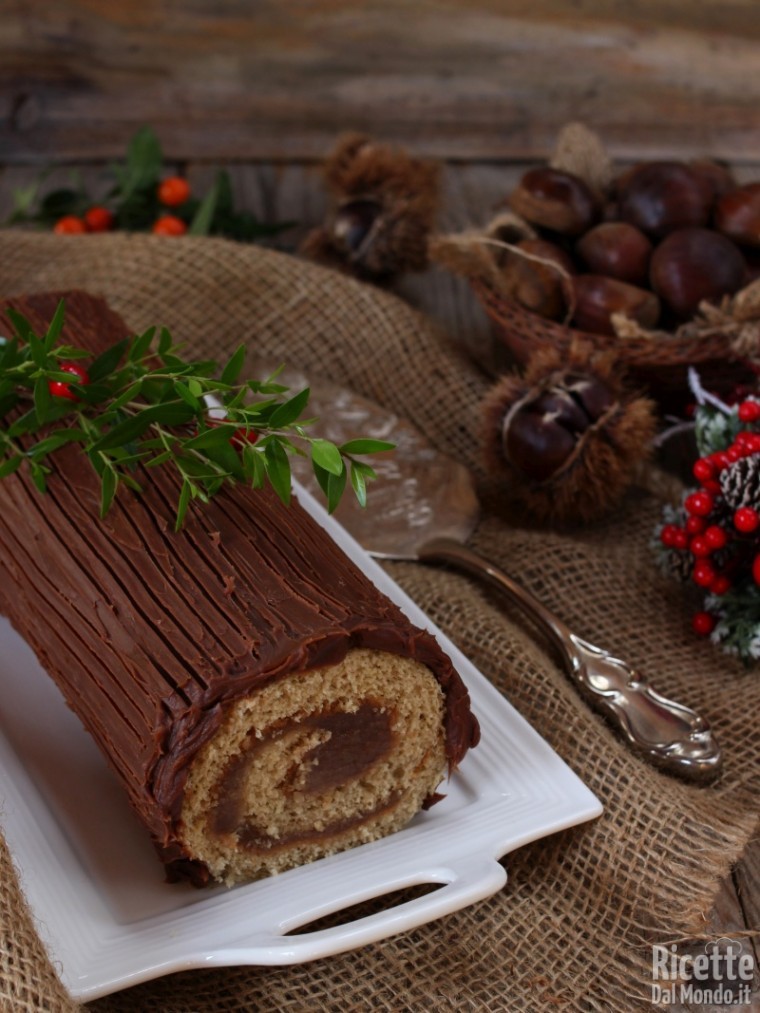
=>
[212,702,395,851]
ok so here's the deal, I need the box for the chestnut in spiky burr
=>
[300,133,440,282]
[481,343,657,526]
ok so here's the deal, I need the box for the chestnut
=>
[617,161,715,237]
[502,376,616,482]
[509,167,598,237]
[332,198,382,255]
[689,159,737,202]
[649,227,746,318]
[576,222,653,285]
[502,238,575,319]
[570,274,661,336]
[714,183,760,249]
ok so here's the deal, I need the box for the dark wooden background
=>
[0,3,758,1009]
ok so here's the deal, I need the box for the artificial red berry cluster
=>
[53,177,191,238]
[659,397,760,639]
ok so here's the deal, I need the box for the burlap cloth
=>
[0,232,757,1013]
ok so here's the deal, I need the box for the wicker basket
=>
[470,273,756,406]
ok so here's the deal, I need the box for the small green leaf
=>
[5,308,34,343]
[188,174,219,236]
[269,387,310,430]
[28,331,47,369]
[128,327,156,363]
[29,461,48,493]
[175,478,192,531]
[33,375,52,424]
[87,338,128,382]
[173,380,201,410]
[220,344,246,386]
[0,455,23,478]
[43,299,67,352]
[326,464,347,514]
[100,467,118,518]
[349,462,367,508]
[183,424,236,451]
[310,437,343,476]
[91,401,195,451]
[28,428,87,458]
[109,381,143,411]
[187,378,204,398]
[265,439,292,505]
[158,327,173,357]
[312,461,331,498]
[339,438,395,455]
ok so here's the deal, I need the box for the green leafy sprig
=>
[0,301,393,529]
[5,126,294,242]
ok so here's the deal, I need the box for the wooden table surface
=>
[0,156,758,1011]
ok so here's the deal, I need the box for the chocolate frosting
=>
[0,290,479,879]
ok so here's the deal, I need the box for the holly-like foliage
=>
[0,300,392,530]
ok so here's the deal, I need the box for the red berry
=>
[710,575,731,595]
[738,400,760,423]
[692,611,717,636]
[672,528,689,551]
[48,361,90,401]
[685,515,706,535]
[692,560,716,588]
[53,215,86,234]
[685,491,714,517]
[83,206,114,232]
[152,214,187,236]
[660,524,680,547]
[734,506,760,533]
[231,427,259,449]
[754,555,760,585]
[689,536,711,557]
[711,451,730,472]
[692,458,714,483]
[704,525,728,550]
[157,176,191,207]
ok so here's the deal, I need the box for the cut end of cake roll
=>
[177,649,446,885]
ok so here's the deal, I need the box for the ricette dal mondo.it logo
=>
[651,938,755,1007]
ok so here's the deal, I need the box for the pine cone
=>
[719,454,760,511]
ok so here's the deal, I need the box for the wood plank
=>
[3,2,760,164]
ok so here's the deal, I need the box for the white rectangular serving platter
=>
[0,482,601,1001]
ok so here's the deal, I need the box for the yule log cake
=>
[0,291,479,886]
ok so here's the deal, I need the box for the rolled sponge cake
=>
[0,290,479,885]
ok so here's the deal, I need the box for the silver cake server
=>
[262,366,722,782]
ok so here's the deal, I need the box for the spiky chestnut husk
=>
[481,341,657,526]
[300,132,440,282]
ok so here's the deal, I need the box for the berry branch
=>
[654,397,760,662]
[0,300,393,530]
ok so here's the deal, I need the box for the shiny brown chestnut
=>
[649,227,746,318]
[570,274,661,336]
[332,198,383,255]
[576,222,653,285]
[714,183,760,249]
[509,167,598,237]
[689,159,737,202]
[617,161,715,237]
[502,376,616,482]
[502,238,575,320]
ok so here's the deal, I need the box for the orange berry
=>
[83,206,115,232]
[152,215,188,236]
[53,215,87,234]
[157,176,191,207]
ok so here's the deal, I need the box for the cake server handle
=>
[246,854,506,961]
[417,537,722,782]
